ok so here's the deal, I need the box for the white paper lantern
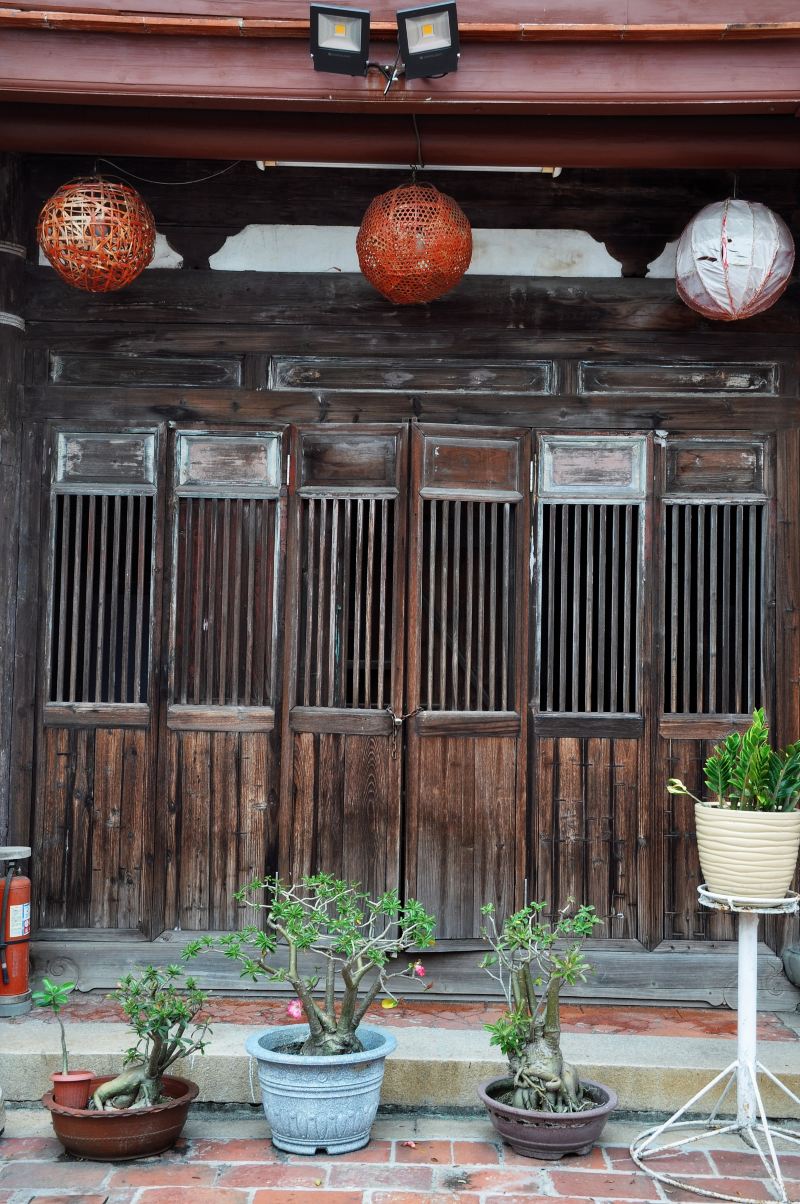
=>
[676,199,795,321]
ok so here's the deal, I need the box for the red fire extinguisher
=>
[0,847,32,1017]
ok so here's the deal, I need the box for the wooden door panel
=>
[656,436,774,948]
[35,725,148,932]
[281,425,407,895]
[408,733,517,937]
[32,426,161,935]
[164,728,277,931]
[406,425,530,938]
[532,735,638,941]
[160,428,286,930]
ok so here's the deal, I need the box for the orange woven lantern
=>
[356,182,472,305]
[37,178,156,292]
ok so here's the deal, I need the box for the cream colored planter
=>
[695,803,800,901]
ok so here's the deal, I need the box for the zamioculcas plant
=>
[668,708,800,812]
[184,873,436,1056]
[480,901,601,1113]
[32,978,77,1075]
[91,965,212,1110]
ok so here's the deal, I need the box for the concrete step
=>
[2,1018,799,1117]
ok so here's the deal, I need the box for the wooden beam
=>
[1,32,799,115]
[7,107,800,168]
[0,153,26,845]
[3,9,800,42]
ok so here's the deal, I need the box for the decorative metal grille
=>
[663,502,766,714]
[173,496,280,706]
[420,499,515,711]
[49,492,154,704]
[538,502,641,714]
[296,496,395,708]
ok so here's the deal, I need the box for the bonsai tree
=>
[32,978,77,1074]
[183,872,436,1056]
[479,900,601,1113]
[91,964,212,1111]
[668,708,800,812]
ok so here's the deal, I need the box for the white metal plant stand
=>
[630,886,800,1204]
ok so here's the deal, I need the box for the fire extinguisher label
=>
[8,902,30,939]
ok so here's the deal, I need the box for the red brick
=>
[327,1164,434,1190]
[711,1149,800,1178]
[661,1178,780,1201]
[452,1140,501,1165]
[186,1138,278,1162]
[14,1197,110,1204]
[0,1161,109,1190]
[252,1194,363,1204]
[485,1197,591,1204]
[548,1169,661,1199]
[372,1195,481,1204]
[443,1167,545,1192]
[394,1139,452,1164]
[0,1136,63,1160]
[504,1144,608,1170]
[107,1163,217,1189]
[136,1190,248,1204]
[607,1146,713,1176]
[219,1163,330,1189]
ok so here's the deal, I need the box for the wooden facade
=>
[2,155,800,1004]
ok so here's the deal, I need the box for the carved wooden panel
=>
[665,439,766,496]
[271,357,554,395]
[176,433,281,497]
[421,433,522,499]
[539,435,647,498]
[49,352,243,389]
[298,429,399,494]
[55,431,156,490]
[579,361,779,395]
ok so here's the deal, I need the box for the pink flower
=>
[413,961,426,978]
[286,999,303,1021]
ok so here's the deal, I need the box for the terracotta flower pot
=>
[695,803,800,902]
[478,1077,617,1160]
[43,1074,198,1161]
[50,1070,93,1109]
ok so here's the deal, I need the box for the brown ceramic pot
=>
[477,1077,617,1160]
[42,1074,198,1161]
[50,1070,94,1109]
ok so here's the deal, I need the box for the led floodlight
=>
[310,4,371,76]
[397,1,459,80]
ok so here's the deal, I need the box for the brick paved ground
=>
[2,1121,799,1203]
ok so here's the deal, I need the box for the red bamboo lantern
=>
[37,178,156,292]
[356,182,472,305]
[676,199,795,321]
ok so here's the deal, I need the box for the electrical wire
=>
[95,158,242,186]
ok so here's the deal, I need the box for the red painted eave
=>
[0,31,799,113]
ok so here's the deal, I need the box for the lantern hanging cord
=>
[95,158,242,186]
[411,114,425,180]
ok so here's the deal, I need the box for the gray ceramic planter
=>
[245,1024,397,1155]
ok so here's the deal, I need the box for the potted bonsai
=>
[667,708,800,902]
[42,964,211,1160]
[476,899,617,1160]
[184,872,435,1155]
[32,978,93,1108]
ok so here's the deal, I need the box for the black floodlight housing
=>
[310,4,371,76]
[397,1,459,80]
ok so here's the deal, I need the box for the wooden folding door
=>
[160,429,286,932]
[33,428,160,934]
[530,435,651,945]
[281,426,408,897]
[404,425,531,938]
